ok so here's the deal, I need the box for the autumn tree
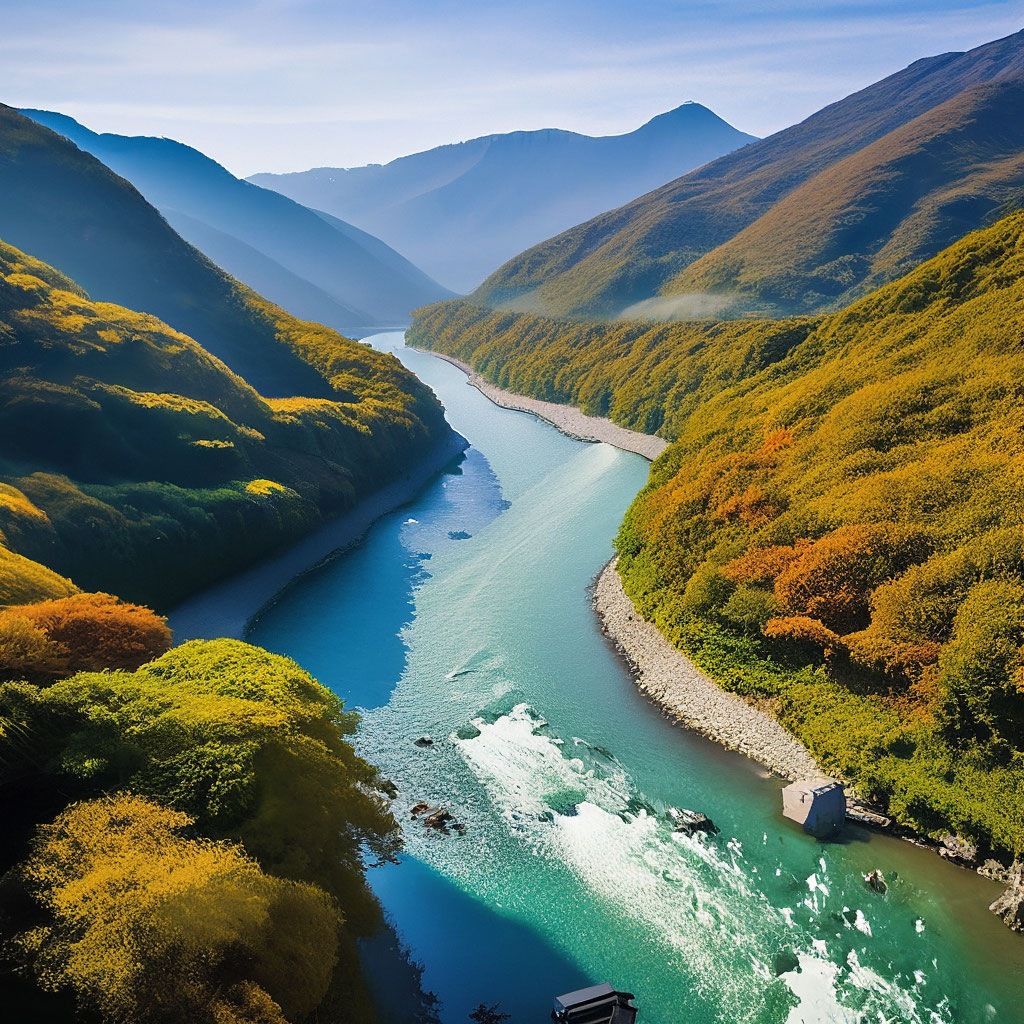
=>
[938,579,1024,745]
[773,524,930,635]
[848,527,1024,678]
[0,592,171,682]
[0,639,399,935]
[0,612,67,683]
[16,793,338,1024]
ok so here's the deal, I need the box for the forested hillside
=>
[0,114,449,1024]
[0,635,397,1022]
[0,105,362,397]
[0,239,450,608]
[20,109,452,333]
[466,29,1024,319]
[410,210,1024,855]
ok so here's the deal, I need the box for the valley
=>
[2,15,1024,1024]
[240,334,1024,1023]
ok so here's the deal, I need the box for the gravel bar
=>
[594,557,820,781]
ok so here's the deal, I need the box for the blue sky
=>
[2,1,1021,176]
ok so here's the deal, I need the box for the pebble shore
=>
[422,345,815,779]
[594,557,820,781]
[420,350,670,461]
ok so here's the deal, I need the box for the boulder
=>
[667,807,718,836]
[414,735,435,748]
[939,834,978,864]
[979,859,1012,884]
[410,801,431,816]
[424,808,454,833]
[990,862,1024,932]
[771,950,800,976]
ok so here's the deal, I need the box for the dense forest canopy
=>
[0,103,457,1021]
[409,210,1024,854]
[0,238,451,608]
[0,640,393,1022]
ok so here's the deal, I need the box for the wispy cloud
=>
[1,0,1020,174]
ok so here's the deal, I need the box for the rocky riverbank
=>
[168,429,469,641]
[594,556,1024,930]
[594,557,819,781]
[416,349,670,461]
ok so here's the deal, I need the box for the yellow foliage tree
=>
[17,793,339,1024]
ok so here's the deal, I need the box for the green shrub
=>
[939,579,1024,745]
[681,563,735,617]
[721,585,778,633]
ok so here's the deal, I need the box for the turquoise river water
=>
[247,333,1024,1024]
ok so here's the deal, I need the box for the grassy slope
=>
[0,240,448,609]
[468,29,1024,318]
[410,212,1024,855]
[671,79,1024,315]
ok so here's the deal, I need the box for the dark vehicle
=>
[551,983,638,1023]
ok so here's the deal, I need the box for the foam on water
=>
[447,704,953,1024]
[782,954,858,1024]
[255,336,1018,1023]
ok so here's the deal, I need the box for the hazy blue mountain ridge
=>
[249,102,757,291]
[20,109,453,332]
[451,28,1024,317]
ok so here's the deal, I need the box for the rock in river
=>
[990,862,1024,932]
[410,803,465,834]
[939,834,978,865]
[667,807,718,836]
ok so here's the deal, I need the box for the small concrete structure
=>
[782,778,846,837]
[552,983,638,1024]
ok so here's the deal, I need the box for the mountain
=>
[248,103,757,292]
[0,237,447,609]
[0,105,382,396]
[461,29,1024,318]
[411,209,1024,857]
[19,109,452,333]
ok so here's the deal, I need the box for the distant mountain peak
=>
[19,108,452,329]
[463,26,1024,318]
[636,101,741,135]
[248,104,756,291]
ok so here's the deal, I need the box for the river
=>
[246,332,1023,1024]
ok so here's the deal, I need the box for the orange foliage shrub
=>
[758,427,794,455]
[714,484,781,528]
[773,523,930,634]
[723,542,808,585]
[764,615,844,654]
[0,613,67,682]
[901,666,945,720]
[845,630,942,678]
[0,592,171,680]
